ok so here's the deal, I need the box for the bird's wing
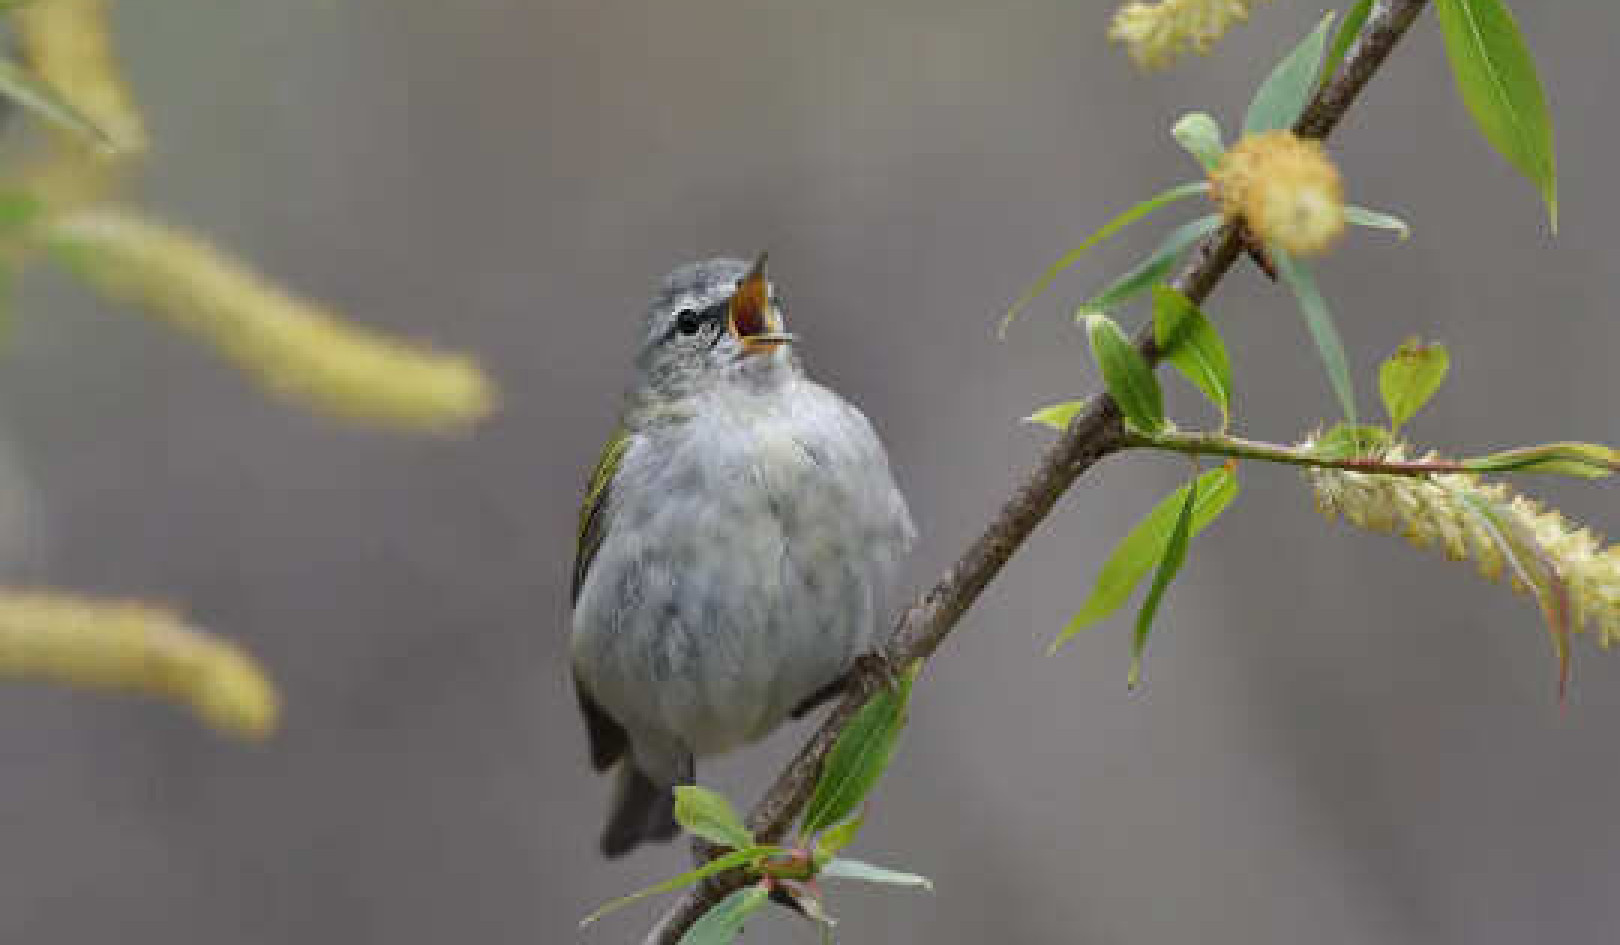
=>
[573,425,631,604]
[572,426,633,771]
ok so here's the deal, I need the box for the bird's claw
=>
[853,649,902,693]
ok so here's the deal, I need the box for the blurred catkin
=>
[1307,440,1620,646]
[48,208,495,432]
[0,591,278,738]
[14,0,146,156]
[1109,0,1265,69]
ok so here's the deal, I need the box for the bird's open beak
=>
[727,253,794,355]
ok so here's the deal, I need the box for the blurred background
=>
[0,2,1615,943]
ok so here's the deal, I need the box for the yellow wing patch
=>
[573,427,631,603]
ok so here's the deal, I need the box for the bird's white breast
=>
[571,376,913,784]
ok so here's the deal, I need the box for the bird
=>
[570,254,915,858]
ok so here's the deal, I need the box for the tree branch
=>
[644,2,1431,940]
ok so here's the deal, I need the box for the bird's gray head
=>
[633,254,797,402]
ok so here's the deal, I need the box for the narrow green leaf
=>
[1377,337,1449,432]
[1452,487,1572,701]
[1274,246,1357,425]
[800,663,917,835]
[1085,312,1164,434]
[1000,181,1210,335]
[0,262,15,352]
[1052,468,1240,650]
[812,806,867,868]
[781,885,837,931]
[0,59,113,148]
[1172,112,1225,171]
[1024,400,1088,432]
[579,846,783,927]
[673,785,754,852]
[1462,442,1619,479]
[1077,214,1225,317]
[1244,11,1336,134]
[1345,204,1411,239]
[1152,286,1232,424]
[1324,0,1375,84]
[1129,475,1198,689]
[677,884,772,945]
[821,857,934,890]
[1435,0,1558,231]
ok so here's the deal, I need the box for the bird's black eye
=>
[675,308,702,336]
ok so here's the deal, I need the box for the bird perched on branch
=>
[570,255,914,857]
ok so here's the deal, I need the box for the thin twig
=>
[1121,429,1473,475]
[643,3,1431,940]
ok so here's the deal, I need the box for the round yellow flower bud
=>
[1212,130,1346,256]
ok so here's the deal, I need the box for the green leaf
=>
[0,262,15,351]
[1244,11,1336,134]
[1085,311,1164,434]
[1377,337,1449,431]
[800,662,917,835]
[1273,246,1357,425]
[821,857,934,890]
[1129,475,1198,689]
[1078,214,1225,317]
[1435,0,1558,231]
[673,785,754,852]
[1451,486,1572,701]
[579,846,783,926]
[1052,468,1240,651]
[0,58,113,149]
[1324,0,1375,84]
[1462,442,1619,479]
[1152,286,1232,425]
[1000,181,1210,335]
[677,884,772,945]
[1172,112,1225,171]
[1345,204,1411,239]
[1024,400,1088,432]
[0,191,44,232]
[1308,423,1391,461]
[812,806,867,868]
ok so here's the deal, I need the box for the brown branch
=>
[644,2,1431,940]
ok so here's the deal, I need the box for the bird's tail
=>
[601,762,680,858]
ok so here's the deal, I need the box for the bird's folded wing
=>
[573,425,631,604]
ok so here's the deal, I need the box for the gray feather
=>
[570,258,914,856]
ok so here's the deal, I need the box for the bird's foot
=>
[853,648,903,693]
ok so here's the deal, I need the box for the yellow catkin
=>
[14,0,147,156]
[1109,0,1265,70]
[0,591,278,739]
[1306,440,1620,647]
[1212,130,1346,256]
[48,208,496,432]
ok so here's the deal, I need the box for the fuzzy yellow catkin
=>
[48,208,495,432]
[13,0,147,156]
[0,591,278,739]
[1306,439,1620,647]
[1212,130,1346,256]
[1109,0,1266,70]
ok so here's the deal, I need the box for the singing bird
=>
[570,255,915,857]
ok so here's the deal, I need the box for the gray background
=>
[0,2,1615,943]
